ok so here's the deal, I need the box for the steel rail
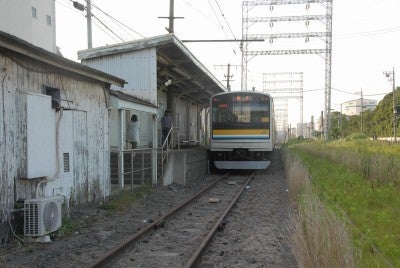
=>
[184,170,257,268]
[89,172,231,268]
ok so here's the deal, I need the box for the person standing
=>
[161,110,173,145]
[127,114,139,148]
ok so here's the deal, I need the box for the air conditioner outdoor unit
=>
[24,196,62,237]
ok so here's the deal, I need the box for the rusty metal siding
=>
[82,48,158,106]
[0,51,111,222]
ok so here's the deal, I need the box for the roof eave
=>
[0,31,126,88]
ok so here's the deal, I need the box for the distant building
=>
[342,98,377,116]
[296,122,313,138]
[0,0,57,53]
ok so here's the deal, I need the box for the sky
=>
[55,0,400,125]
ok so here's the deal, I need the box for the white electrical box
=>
[19,92,56,178]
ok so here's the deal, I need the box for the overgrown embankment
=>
[284,140,400,267]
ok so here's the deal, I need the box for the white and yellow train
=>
[209,91,275,170]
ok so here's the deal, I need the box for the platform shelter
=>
[78,34,225,188]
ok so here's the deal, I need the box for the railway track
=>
[90,171,257,268]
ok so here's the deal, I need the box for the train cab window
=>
[212,93,270,125]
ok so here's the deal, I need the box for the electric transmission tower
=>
[263,72,304,139]
[241,0,333,139]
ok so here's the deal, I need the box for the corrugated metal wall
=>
[82,48,158,105]
[174,98,200,142]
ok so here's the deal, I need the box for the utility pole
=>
[215,64,241,92]
[359,89,363,133]
[393,68,396,143]
[158,0,184,33]
[72,1,91,48]
[340,104,343,138]
[384,68,396,142]
[86,0,92,48]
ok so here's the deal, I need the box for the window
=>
[32,7,37,18]
[47,15,52,26]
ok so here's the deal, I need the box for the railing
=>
[116,127,181,190]
[121,147,156,190]
[160,127,180,177]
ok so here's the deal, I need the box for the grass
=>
[295,140,400,188]
[53,214,77,238]
[283,149,355,267]
[101,183,153,212]
[50,183,153,239]
[288,142,400,267]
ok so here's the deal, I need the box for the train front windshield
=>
[212,93,271,139]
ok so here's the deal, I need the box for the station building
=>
[0,2,225,241]
[78,34,225,189]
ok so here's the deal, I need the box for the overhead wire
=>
[59,0,136,44]
[91,12,125,42]
[92,19,121,43]
[182,0,220,27]
[56,0,79,13]
[89,1,146,39]
[213,0,238,40]
[334,26,400,39]
[206,0,238,55]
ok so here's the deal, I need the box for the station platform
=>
[162,147,209,185]
[110,146,210,189]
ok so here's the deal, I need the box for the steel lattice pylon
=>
[241,0,333,139]
[263,72,304,140]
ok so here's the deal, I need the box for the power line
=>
[91,13,125,42]
[206,0,237,55]
[334,26,400,39]
[213,0,237,40]
[92,19,120,43]
[332,87,389,97]
[183,0,220,27]
[89,1,146,38]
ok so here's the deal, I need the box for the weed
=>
[101,183,153,213]
[283,149,355,267]
[51,214,77,239]
[289,144,400,267]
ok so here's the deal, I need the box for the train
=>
[209,91,275,170]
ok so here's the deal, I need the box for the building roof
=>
[0,31,126,87]
[78,34,225,106]
[342,98,377,105]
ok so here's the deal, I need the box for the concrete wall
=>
[0,51,111,223]
[162,148,209,185]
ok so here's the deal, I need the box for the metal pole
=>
[227,63,231,92]
[86,0,92,48]
[340,104,343,138]
[169,0,174,33]
[393,67,396,142]
[360,89,363,133]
